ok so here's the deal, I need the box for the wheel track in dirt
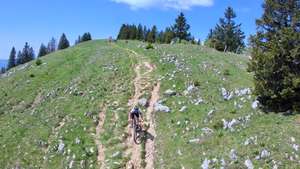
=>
[95,106,107,169]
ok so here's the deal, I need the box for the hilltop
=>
[0,40,299,169]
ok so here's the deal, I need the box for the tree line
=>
[117,12,196,44]
[2,32,92,73]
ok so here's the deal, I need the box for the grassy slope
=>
[1,40,300,168]
[121,41,300,168]
[0,40,136,169]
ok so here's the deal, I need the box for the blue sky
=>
[0,0,263,60]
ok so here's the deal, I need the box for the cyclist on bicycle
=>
[130,106,143,128]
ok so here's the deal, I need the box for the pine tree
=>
[147,26,157,43]
[47,37,56,53]
[117,24,127,39]
[16,51,22,65]
[38,43,48,57]
[81,32,92,42]
[208,7,245,53]
[58,33,70,50]
[163,27,175,44]
[7,47,16,70]
[157,31,164,43]
[143,26,148,41]
[249,0,300,112]
[129,25,137,40]
[75,36,81,45]
[0,67,5,74]
[18,42,34,64]
[172,12,191,42]
[137,24,144,40]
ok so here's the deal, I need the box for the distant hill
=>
[0,59,7,68]
[0,40,299,168]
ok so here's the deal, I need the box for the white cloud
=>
[111,0,214,10]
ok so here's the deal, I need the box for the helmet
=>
[134,106,139,111]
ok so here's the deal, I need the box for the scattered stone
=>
[201,158,210,169]
[252,100,259,109]
[188,138,201,143]
[75,137,81,144]
[244,136,258,145]
[201,127,214,135]
[257,149,271,159]
[111,151,121,158]
[244,159,254,169]
[69,160,74,168]
[154,103,170,113]
[164,89,176,96]
[179,106,187,112]
[207,110,214,117]
[223,119,240,131]
[229,149,238,161]
[291,137,296,143]
[292,144,299,151]
[177,149,182,156]
[138,98,148,107]
[235,88,251,96]
[221,88,234,100]
[57,140,65,153]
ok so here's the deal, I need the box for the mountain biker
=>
[130,106,143,128]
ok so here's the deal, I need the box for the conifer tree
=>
[137,24,144,40]
[58,33,70,50]
[81,32,92,42]
[17,42,35,64]
[147,26,157,43]
[16,51,22,65]
[38,43,48,57]
[7,47,16,70]
[249,0,300,112]
[163,27,175,44]
[208,7,245,53]
[75,36,81,45]
[172,12,191,42]
[0,67,5,74]
[47,37,56,53]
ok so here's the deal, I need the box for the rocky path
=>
[123,48,159,169]
[95,106,107,169]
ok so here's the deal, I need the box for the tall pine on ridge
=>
[207,7,245,53]
[172,12,191,42]
[249,0,300,112]
[58,33,70,50]
[38,43,48,57]
[7,47,16,70]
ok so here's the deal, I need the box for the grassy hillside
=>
[0,40,299,169]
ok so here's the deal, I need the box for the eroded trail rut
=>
[95,106,107,169]
[125,49,160,169]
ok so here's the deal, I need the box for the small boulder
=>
[244,159,254,169]
[154,103,170,113]
[57,140,65,153]
[138,98,148,107]
[229,149,238,161]
[201,158,210,169]
[164,89,176,96]
[179,106,187,112]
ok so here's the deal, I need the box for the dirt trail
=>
[145,82,160,169]
[124,49,159,169]
[95,106,107,169]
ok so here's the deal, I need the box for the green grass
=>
[0,40,136,169]
[1,40,299,168]
[119,41,300,168]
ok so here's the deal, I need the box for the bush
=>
[145,43,154,50]
[36,59,42,66]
